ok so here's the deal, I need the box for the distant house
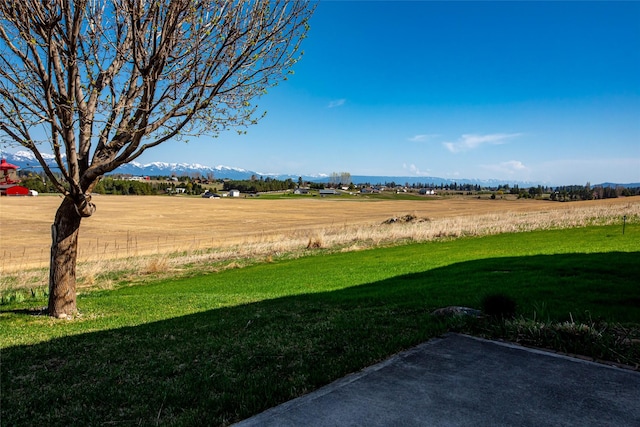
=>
[293,188,309,195]
[319,189,337,196]
[360,187,380,194]
[419,188,436,195]
[229,189,240,197]
[202,191,220,199]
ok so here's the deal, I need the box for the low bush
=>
[482,293,517,319]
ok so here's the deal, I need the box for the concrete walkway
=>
[235,333,640,426]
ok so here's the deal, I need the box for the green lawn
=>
[1,224,638,426]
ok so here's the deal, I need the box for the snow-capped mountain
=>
[5,150,627,188]
[1,150,279,181]
[0,151,544,186]
[114,160,255,180]
[3,150,58,166]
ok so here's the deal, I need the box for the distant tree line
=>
[17,172,62,193]
[93,178,209,195]
[549,184,638,201]
[399,182,486,191]
[93,178,157,195]
[15,170,640,199]
[16,172,214,195]
[223,177,296,193]
[308,182,326,190]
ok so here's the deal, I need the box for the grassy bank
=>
[2,224,639,425]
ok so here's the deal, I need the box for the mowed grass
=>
[1,224,639,426]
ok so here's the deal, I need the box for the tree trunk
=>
[48,195,95,318]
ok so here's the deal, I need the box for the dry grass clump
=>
[144,256,170,274]
[382,213,429,224]
[307,233,325,249]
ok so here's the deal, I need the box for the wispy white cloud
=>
[503,160,527,171]
[403,163,431,176]
[481,160,528,175]
[408,134,439,143]
[443,133,522,153]
[327,99,346,108]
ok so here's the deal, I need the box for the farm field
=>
[1,195,638,273]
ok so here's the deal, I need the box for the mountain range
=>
[3,150,638,188]
[0,150,535,187]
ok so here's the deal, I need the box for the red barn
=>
[2,185,29,196]
[0,158,30,196]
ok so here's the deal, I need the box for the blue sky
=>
[118,2,639,184]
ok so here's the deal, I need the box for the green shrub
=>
[482,293,517,319]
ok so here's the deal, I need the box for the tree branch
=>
[2,0,314,194]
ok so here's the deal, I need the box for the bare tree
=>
[0,0,313,317]
[328,171,351,187]
[329,172,339,187]
[339,171,351,186]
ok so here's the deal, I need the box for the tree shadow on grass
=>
[2,252,639,426]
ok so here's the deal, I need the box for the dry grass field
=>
[1,194,638,290]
